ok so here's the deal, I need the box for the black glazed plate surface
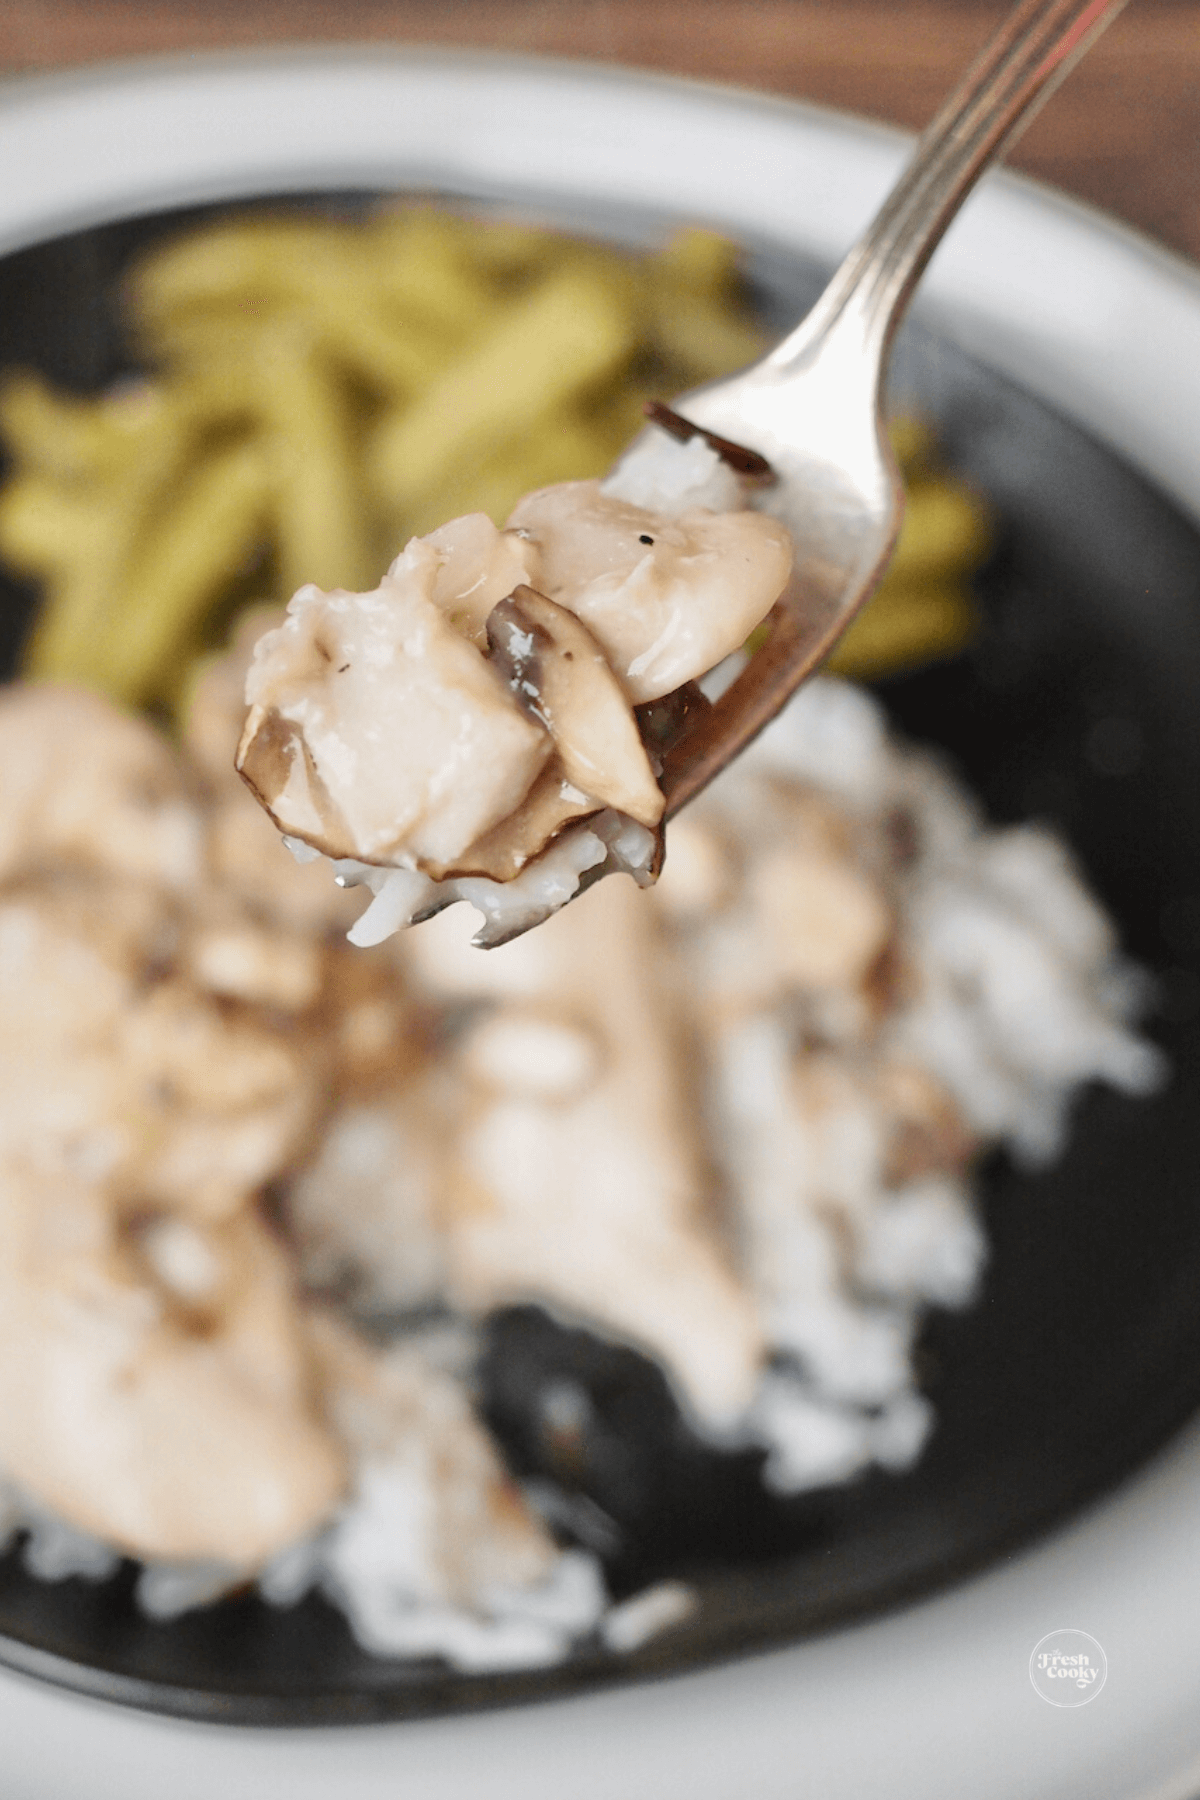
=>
[0,196,1199,1725]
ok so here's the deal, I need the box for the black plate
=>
[0,195,1198,1725]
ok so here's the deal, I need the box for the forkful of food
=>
[236,0,1129,948]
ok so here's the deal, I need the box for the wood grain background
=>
[2,1,1198,262]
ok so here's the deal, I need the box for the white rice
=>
[601,428,743,515]
[0,672,1164,1676]
[599,1580,698,1653]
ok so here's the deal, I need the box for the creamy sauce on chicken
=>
[236,433,794,944]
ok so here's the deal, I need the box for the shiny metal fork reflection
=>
[647,0,1130,817]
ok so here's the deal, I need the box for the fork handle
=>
[777,0,1131,366]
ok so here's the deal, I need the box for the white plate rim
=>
[0,45,1198,1800]
[2,42,1199,527]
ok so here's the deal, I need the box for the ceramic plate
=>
[1,48,1199,1800]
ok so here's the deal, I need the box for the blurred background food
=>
[0,209,991,715]
[3,0,1195,722]
[3,0,1198,267]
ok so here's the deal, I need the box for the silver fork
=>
[647,0,1131,818]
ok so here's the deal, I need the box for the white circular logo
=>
[1029,1629,1107,1706]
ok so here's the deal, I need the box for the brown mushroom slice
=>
[506,480,793,703]
[486,585,663,830]
[236,706,354,862]
[184,612,363,936]
[642,400,775,481]
[439,757,600,882]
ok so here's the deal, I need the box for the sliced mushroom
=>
[236,706,354,862]
[441,757,599,882]
[506,480,793,703]
[486,585,663,829]
[642,400,775,481]
[185,608,362,935]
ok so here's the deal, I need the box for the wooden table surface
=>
[2,0,1198,264]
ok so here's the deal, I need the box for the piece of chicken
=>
[234,451,792,944]
[236,518,665,879]
[653,787,897,1040]
[0,681,202,892]
[0,1168,345,1566]
[0,867,323,1220]
[284,1080,449,1316]
[403,876,765,1432]
[284,868,765,1433]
